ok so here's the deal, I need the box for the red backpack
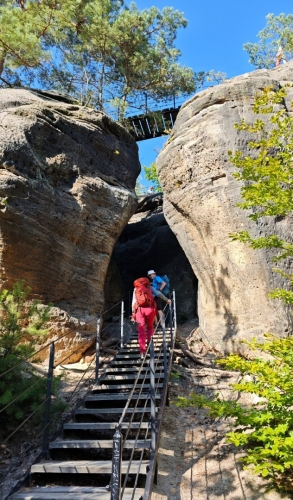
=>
[133,278,155,308]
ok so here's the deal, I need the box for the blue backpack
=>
[161,275,170,295]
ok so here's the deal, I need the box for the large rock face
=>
[0,89,139,361]
[157,63,293,349]
[113,193,198,323]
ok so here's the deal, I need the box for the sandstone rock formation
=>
[0,89,139,361]
[157,62,293,349]
[113,193,198,323]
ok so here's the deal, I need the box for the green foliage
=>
[142,162,161,192]
[135,175,147,195]
[243,13,293,68]
[0,354,64,438]
[177,335,293,482]
[206,70,227,84]
[0,0,199,117]
[170,370,181,380]
[229,86,293,305]
[0,280,56,438]
[0,280,52,358]
[176,85,293,488]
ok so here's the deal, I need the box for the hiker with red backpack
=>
[132,277,171,358]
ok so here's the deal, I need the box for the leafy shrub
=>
[143,162,162,192]
[0,280,64,439]
[177,335,293,484]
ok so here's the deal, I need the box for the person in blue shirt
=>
[147,270,168,327]
[148,270,166,293]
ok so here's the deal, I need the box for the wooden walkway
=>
[123,107,180,141]
[8,330,173,500]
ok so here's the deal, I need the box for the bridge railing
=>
[122,108,181,141]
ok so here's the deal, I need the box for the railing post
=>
[171,290,176,344]
[163,321,167,383]
[120,300,124,348]
[111,425,122,500]
[42,342,55,457]
[95,314,101,382]
[169,303,173,346]
[149,338,156,452]
[161,311,166,331]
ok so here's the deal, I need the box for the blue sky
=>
[133,0,292,187]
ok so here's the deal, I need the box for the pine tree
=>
[0,0,199,117]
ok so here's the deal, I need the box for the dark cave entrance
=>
[110,195,198,323]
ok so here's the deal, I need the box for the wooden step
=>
[49,439,150,450]
[108,363,165,369]
[84,393,160,403]
[109,358,167,366]
[92,383,164,392]
[9,486,144,500]
[31,459,148,474]
[63,422,150,431]
[75,407,157,415]
[124,336,171,344]
[99,374,165,382]
[118,348,166,354]
[111,353,167,360]
[103,366,152,373]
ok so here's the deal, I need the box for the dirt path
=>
[152,320,292,500]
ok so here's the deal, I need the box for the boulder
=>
[0,89,139,362]
[157,63,293,349]
[113,193,198,323]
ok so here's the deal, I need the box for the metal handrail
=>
[124,305,173,497]
[143,296,176,500]
[109,295,176,500]
[0,300,123,380]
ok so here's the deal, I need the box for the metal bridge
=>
[7,294,177,500]
[123,107,181,141]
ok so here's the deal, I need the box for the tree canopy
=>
[244,13,293,68]
[0,0,201,117]
[143,162,161,192]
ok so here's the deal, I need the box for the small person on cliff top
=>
[132,277,171,359]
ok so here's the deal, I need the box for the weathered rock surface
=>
[157,62,293,349]
[0,89,139,361]
[113,193,198,323]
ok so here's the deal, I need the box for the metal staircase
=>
[8,303,176,500]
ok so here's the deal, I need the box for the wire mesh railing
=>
[0,298,127,458]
